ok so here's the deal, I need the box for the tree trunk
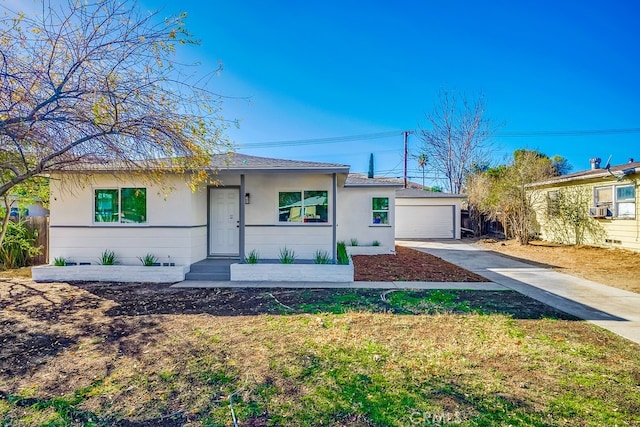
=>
[0,196,12,249]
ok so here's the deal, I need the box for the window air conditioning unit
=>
[588,206,608,218]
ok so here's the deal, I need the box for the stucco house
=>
[34,154,400,282]
[529,158,639,252]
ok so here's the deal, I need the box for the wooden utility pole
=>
[403,131,410,188]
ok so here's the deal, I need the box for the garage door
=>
[395,205,454,239]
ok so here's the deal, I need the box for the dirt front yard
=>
[476,239,640,294]
[1,243,640,425]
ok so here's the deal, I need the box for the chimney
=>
[630,158,635,163]
[589,157,601,170]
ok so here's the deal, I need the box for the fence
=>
[26,216,49,265]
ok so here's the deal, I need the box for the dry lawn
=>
[477,239,640,294]
[1,279,639,426]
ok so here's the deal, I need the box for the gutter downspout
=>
[239,174,246,262]
[332,173,337,263]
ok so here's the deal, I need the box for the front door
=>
[209,188,240,256]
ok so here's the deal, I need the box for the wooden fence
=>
[26,216,49,265]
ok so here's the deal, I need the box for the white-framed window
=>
[278,190,328,223]
[372,197,389,225]
[616,185,636,219]
[594,184,635,219]
[547,191,560,216]
[94,188,147,223]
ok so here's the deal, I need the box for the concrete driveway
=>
[397,239,640,345]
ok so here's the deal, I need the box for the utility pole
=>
[403,131,411,188]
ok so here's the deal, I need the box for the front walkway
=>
[397,239,640,345]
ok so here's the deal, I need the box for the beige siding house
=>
[45,154,400,272]
[529,160,639,252]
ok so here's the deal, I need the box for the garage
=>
[394,188,464,239]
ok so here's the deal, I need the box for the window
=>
[594,184,635,219]
[372,197,389,225]
[616,185,635,219]
[278,191,328,223]
[94,188,146,223]
[547,191,560,216]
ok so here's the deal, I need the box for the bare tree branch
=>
[418,90,500,194]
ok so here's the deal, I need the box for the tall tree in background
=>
[0,0,231,247]
[467,149,561,244]
[416,153,427,189]
[418,90,499,194]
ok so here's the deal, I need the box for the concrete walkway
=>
[397,239,640,345]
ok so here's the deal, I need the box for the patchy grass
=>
[1,280,639,426]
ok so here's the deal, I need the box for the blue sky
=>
[42,1,640,185]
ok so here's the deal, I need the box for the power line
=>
[239,131,402,148]
[238,127,640,149]
[497,127,640,137]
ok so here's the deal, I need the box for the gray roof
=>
[395,188,466,199]
[345,173,405,187]
[530,160,640,187]
[52,153,351,174]
[212,153,350,173]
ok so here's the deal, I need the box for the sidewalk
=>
[397,239,640,344]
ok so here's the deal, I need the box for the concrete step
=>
[185,271,231,281]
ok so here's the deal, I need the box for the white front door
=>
[209,188,240,256]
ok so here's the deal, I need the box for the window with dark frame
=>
[94,188,147,223]
[278,190,328,223]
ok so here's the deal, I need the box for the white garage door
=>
[395,205,454,239]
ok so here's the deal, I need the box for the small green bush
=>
[372,240,381,247]
[53,257,67,266]
[279,247,296,264]
[138,253,158,266]
[0,219,41,268]
[349,238,359,246]
[336,241,349,265]
[245,249,260,264]
[99,250,118,265]
[314,250,331,264]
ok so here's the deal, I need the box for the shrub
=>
[336,241,349,265]
[138,253,158,266]
[279,247,296,264]
[0,219,41,268]
[314,250,331,264]
[349,238,359,246]
[372,240,381,246]
[53,257,67,266]
[99,250,118,265]
[245,249,259,264]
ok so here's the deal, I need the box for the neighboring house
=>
[46,154,400,267]
[6,195,49,218]
[529,159,639,252]
[395,188,465,239]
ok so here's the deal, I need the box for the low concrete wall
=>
[32,265,189,283]
[231,262,354,282]
[346,246,395,256]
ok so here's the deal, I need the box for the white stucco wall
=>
[49,173,203,266]
[241,173,335,259]
[336,187,396,248]
[48,171,400,267]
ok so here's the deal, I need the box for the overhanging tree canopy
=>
[0,0,231,202]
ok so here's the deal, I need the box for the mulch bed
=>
[352,245,489,282]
